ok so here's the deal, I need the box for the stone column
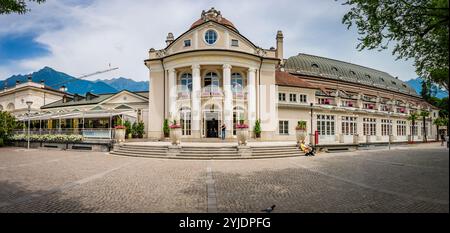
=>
[223,64,233,138]
[168,68,177,120]
[247,68,257,134]
[191,64,201,138]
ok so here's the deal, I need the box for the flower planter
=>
[115,129,126,142]
[295,129,306,144]
[236,128,249,146]
[170,127,182,145]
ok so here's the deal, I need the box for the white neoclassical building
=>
[145,8,439,143]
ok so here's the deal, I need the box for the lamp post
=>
[388,110,391,150]
[26,101,33,150]
[310,102,314,145]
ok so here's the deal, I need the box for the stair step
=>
[113,150,167,156]
[118,147,167,152]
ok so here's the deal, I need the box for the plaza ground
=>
[0,143,448,213]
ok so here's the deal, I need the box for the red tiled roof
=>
[275,71,313,88]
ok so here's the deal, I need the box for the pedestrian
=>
[440,132,445,146]
[221,123,226,140]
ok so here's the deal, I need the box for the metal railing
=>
[13,128,115,139]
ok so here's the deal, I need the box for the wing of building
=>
[144,7,439,143]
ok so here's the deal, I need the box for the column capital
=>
[191,64,201,70]
[222,64,232,70]
[248,67,257,73]
[168,68,176,73]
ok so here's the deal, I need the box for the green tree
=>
[433,117,448,140]
[254,119,261,138]
[124,120,132,139]
[1,0,46,14]
[0,111,19,146]
[419,110,430,142]
[340,0,449,89]
[163,119,170,137]
[408,112,419,142]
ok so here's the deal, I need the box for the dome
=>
[190,8,238,32]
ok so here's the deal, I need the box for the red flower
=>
[170,124,181,129]
[236,124,249,129]
[115,125,126,129]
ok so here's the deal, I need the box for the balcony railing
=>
[201,86,223,97]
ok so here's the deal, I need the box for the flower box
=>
[236,128,249,146]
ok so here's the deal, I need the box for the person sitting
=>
[300,140,315,156]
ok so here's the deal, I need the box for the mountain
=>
[406,77,448,99]
[100,77,149,92]
[0,67,118,95]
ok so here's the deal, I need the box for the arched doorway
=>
[203,104,221,138]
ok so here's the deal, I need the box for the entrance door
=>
[206,118,219,138]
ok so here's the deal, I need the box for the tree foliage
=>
[0,0,45,14]
[0,110,18,142]
[340,0,449,90]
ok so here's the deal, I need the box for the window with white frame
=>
[410,123,418,136]
[341,116,357,135]
[278,93,286,102]
[381,119,392,136]
[397,120,406,136]
[231,73,243,94]
[363,118,376,136]
[317,98,333,105]
[279,120,289,135]
[180,107,191,136]
[184,40,191,47]
[317,115,335,135]
[180,73,192,92]
[299,94,307,103]
[289,93,297,102]
[231,39,239,47]
[363,103,375,109]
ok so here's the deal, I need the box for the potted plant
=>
[114,125,126,142]
[236,123,249,146]
[124,120,132,139]
[295,120,307,145]
[254,119,262,138]
[163,119,170,138]
[169,119,182,145]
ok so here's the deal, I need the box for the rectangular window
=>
[299,94,307,103]
[363,103,375,109]
[231,39,239,47]
[341,116,357,135]
[397,120,406,136]
[184,40,191,47]
[363,118,376,136]
[289,93,297,102]
[279,120,289,135]
[381,119,392,136]
[317,115,335,136]
[318,98,333,105]
[278,93,286,102]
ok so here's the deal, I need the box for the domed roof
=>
[190,8,238,32]
[284,53,418,96]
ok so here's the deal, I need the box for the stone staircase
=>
[110,143,303,159]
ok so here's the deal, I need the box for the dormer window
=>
[391,81,396,85]
[184,39,191,47]
[350,70,356,75]
[231,39,239,47]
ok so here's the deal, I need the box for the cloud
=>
[0,0,417,81]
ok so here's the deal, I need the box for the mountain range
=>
[0,67,447,99]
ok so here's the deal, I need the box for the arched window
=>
[204,72,219,94]
[179,107,191,136]
[231,73,243,94]
[349,70,356,75]
[331,67,338,72]
[311,64,319,73]
[180,73,192,92]
[7,103,14,111]
[233,106,245,135]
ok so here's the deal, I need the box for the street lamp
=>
[26,101,33,150]
[388,110,391,150]
[310,102,314,146]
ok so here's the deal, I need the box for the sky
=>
[0,0,419,82]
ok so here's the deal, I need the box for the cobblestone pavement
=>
[0,144,448,213]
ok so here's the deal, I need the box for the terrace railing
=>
[13,128,115,139]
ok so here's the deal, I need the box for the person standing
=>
[221,124,226,140]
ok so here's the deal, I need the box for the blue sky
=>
[0,0,419,82]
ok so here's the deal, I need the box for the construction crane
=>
[48,67,119,90]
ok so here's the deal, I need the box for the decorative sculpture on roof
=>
[201,7,222,22]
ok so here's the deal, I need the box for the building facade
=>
[143,8,438,143]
